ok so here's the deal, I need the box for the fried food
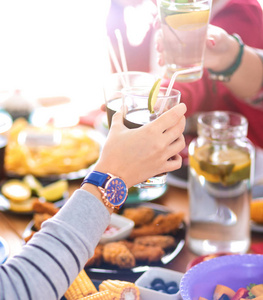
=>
[122,206,155,227]
[103,242,135,269]
[134,235,176,250]
[32,199,59,216]
[5,119,100,176]
[121,240,164,263]
[129,212,184,239]
[86,244,104,267]
[33,213,53,231]
[24,231,36,243]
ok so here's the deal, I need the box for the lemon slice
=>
[165,10,209,31]
[23,174,43,195]
[39,179,68,202]
[1,180,31,202]
[148,78,161,114]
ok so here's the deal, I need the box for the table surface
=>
[1,181,263,281]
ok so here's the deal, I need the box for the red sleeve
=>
[211,0,263,48]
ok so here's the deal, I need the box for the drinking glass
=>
[122,86,181,188]
[157,0,212,81]
[103,72,156,128]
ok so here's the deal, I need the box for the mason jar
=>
[187,111,255,255]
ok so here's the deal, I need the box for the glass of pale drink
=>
[157,0,212,81]
[122,85,181,188]
[103,72,156,128]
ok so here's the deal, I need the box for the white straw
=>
[158,66,202,116]
[166,66,201,96]
[107,36,127,87]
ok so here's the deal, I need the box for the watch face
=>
[105,178,128,207]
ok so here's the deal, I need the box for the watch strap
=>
[208,34,244,82]
[81,171,110,188]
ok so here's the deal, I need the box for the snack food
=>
[5,118,100,177]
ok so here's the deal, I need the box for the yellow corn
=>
[251,200,263,224]
[99,280,140,300]
[79,290,113,300]
[64,269,97,300]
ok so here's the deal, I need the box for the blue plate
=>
[0,237,9,264]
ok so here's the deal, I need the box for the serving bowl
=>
[99,213,134,244]
[180,254,263,300]
[135,267,183,300]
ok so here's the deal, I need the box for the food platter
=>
[85,202,186,276]
[23,202,186,276]
[5,119,105,181]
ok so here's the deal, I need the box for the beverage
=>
[106,98,122,128]
[187,111,254,255]
[104,72,156,128]
[157,0,211,81]
[122,86,181,188]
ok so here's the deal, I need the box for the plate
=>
[86,202,186,275]
[0,178,68,215]
[6,127,105,181]
[0,237,9,264]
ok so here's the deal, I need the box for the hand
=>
[154,24,240,72]
[94,103,186,188]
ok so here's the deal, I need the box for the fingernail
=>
[207,37,215,46]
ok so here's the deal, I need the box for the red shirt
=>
[164,0,263,148]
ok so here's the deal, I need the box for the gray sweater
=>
[0,189,111,300]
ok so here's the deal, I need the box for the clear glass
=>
[157,0,212,81]
[187,111,255,255]
[103,72,156,128]
[122,87,181,188]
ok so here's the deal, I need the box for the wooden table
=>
[1,182,263,281]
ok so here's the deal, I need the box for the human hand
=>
[94,103,186,188]
[154,24,240,72]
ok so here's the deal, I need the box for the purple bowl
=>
[180,254,263,300]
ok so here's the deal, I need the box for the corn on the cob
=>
[99,280,140,300]
[80,290,113,300]
[251,200,263,224]
[64,269,97,300]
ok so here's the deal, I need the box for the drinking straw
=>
[158,66,202,116]
[107,36,127,87]
[115,29,130,87]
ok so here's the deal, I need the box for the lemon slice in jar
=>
[148,78,161,114]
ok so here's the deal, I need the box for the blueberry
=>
[167,285,179,294]
[152,282,166,291]
[151,278,165,287]
[165,281,178,290]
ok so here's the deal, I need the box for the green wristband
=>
[208,34,244,82]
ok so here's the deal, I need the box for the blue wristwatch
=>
[81,171,128,209]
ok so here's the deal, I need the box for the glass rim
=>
[121,86,181,100]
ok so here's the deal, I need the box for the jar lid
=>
[197,111,248,140]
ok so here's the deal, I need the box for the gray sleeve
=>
[0,189,111,300]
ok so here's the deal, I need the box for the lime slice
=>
[148,78,161,114]
[39,179,68,202]
[1,180,31,202]
[165,10,209,31]
[23,174,43,196]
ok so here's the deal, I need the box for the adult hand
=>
[95,103,186,188]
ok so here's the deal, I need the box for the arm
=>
[0,104,186,300]
[205,25,263,100]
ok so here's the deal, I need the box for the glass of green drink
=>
[122,85,181,188]
[157,0,212,81]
